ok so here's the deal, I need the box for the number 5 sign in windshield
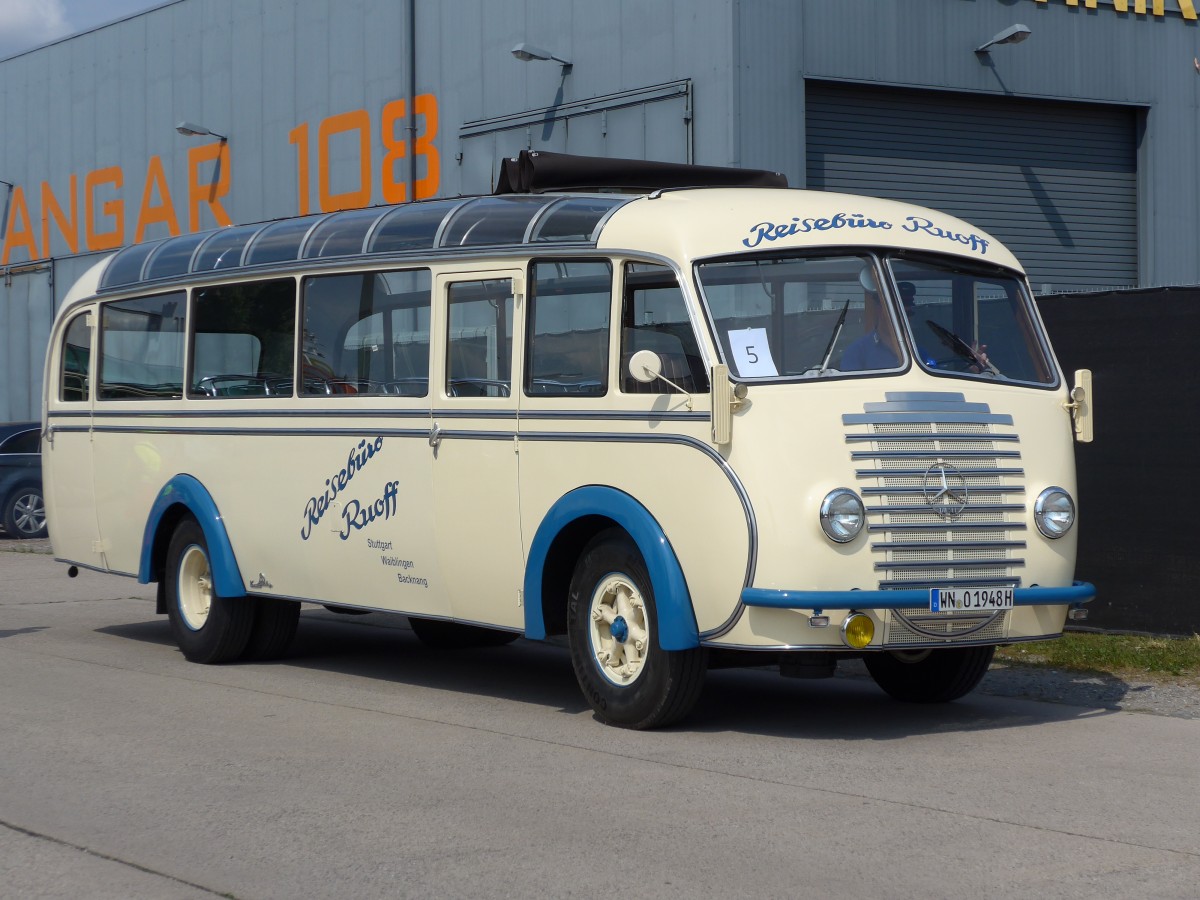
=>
[728,327,779,377]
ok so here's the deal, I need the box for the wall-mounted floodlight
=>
[175,121,227,141]
[975,24,1032,54]
[511,42,572,73]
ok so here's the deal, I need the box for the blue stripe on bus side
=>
[523,485,699,650]
[139,474,246,598]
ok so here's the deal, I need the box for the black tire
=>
[164,518,254,664]
[408,617,519,649]
[242,597,300,661]
[863,645,995,703]
[3,484,48,539]
[566,529,706,729]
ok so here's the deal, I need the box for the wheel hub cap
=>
[177,545,213,631]
[588,575,650,687]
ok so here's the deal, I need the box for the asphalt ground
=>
[2,538,1199,898]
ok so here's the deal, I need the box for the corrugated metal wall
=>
[805,81,1138,293]
[3,0,1200,418]
[0,266,53,422]
[0,0,731,419]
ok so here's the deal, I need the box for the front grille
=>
[843,392,1026,592]
[885,608,1010,646]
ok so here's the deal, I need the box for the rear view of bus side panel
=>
[44,304,103,566]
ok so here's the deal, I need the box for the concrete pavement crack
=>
[0,818,236,898]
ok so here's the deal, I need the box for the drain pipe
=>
[0,180,13,241]
[407,0,417,203]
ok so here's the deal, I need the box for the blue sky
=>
[0,0,164,59]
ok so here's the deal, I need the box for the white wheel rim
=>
[12,491,45,535]
[177,544,213,631]
[587,572,651,686]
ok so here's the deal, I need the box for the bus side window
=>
[189,279,296,399]
[99,292,186,400]
[620,263,710,394]
[301,269,431,397]
[446,279,514,399]
[526,260,612,397]
[60,313,92,402]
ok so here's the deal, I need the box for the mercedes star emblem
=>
[923,459,969,519]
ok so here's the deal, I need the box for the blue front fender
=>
[138,474,245,598]
[523,486,699,650]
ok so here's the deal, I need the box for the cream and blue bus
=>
[42,152,1094,728]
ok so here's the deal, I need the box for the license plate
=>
[929,587,1014,612]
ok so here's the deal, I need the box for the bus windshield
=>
[695,252,1055,385]
[887,255,1055,385]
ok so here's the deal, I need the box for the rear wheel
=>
[863,645,995,702]
[566,529,706,729]
[408,617,519,649]
[165,518,254,664]
[3,485,47,539]
[242,598,300,661]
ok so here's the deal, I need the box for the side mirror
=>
[628,349,663,384]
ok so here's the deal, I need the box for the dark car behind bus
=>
[0,422,47,539]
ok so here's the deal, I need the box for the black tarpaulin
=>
[493,150,788,194]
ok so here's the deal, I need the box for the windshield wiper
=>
[815,301,850,376]
[925,320,1000,376]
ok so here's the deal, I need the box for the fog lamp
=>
[841,613,875,649]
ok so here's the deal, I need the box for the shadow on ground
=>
[98,608,1127,740]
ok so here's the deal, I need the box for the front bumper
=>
[740,580,1095,612]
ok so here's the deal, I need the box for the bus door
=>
[431,271,526,629]
[44,306,104,564]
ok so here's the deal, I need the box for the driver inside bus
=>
[898,280,939,368]
[840,267,902,371]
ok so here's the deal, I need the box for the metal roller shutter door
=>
[805,81,1138,293]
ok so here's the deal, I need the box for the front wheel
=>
[567,529,706,729]
[3,485,47,539]
[165,518,254,663]
[863,645,995,702]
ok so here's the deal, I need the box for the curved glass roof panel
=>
[531,196,628,242]
[95,194,623,294]
[192,224,264,272]
[440,196,549,247]
[367,199,463,254]
[142,232,209,282]
[304,207,387,259]
[244,216,324,266]
[100,240,164,289]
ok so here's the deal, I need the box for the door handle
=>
[429,422,442,449]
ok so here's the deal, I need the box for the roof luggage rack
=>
[493,149,788,194]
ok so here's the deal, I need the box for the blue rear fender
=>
[523,486,699,650]
[138,474,246,598]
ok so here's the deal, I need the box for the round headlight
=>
[1034,487,1075,539]
[820,488,865,543]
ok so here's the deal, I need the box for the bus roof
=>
[84,184,1020,300]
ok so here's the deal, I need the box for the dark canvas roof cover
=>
[493,150,788,194]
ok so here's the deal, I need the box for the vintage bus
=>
[42,152,1094,728]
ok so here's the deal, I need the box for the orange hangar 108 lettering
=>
[2,94,439,265]
[2,142,231,265]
